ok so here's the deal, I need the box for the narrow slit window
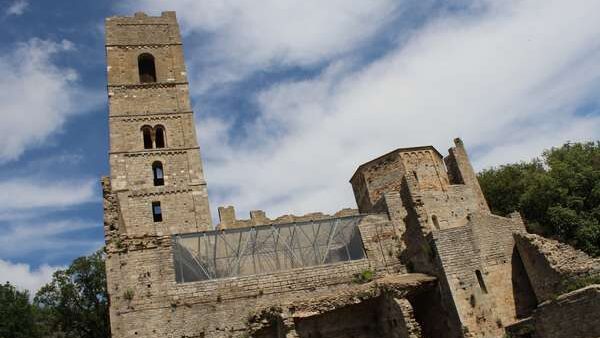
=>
[152,161,164,186]
[155,126,166,148]
[432,215,440,230]
[412,170,419,182]
[152,201,162,222]
[138,53,157,83]
[476,270,488,293]
[142,126,153,149]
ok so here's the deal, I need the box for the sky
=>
[1,0,599,294]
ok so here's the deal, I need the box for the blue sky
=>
[1,0,600,292]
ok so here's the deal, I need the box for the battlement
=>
[216,205,359,229]
[105,11,181,46]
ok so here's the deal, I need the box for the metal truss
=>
[173,215,366,282]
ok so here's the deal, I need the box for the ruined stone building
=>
[102,11,600,338]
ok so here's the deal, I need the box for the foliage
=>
[560,274,600,294]
[352,269,375,284]
[34,249,110,338]
[0,282,39,338]
[478,141,600,256]
[123,288,134,301]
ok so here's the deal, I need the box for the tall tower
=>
[105,11,211,236]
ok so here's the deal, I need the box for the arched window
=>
[432,215,440,230]
[152,201,162,222]
[138,53,156,83]
[476,270,488,294]
[141,126,153,149]
[152,161,164,186]
[154,126,166,148]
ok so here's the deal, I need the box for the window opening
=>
[476,270,488,293]
[138,53,157,83]
[142,126,153,149]
[152,201,162,222]
[432,215,440,230]
[152,161,164,186]
[155,126,166,148]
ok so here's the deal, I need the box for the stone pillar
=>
[218,206,236,228]
[446,138,490,213]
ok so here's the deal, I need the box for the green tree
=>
[0,282,39,338]
[34,250,110,338]
[478,141,600,256]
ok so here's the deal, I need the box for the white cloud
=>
[0,39,99,162]
[123,0,408,92]
[124,1,600,219]
[0,259,61,295]
[0,219,100,258]
[0,178,98,218]
[5,0,28,16]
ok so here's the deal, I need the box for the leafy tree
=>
[478,141,600,256]
[34,250,110,338]
[0,282,39,338]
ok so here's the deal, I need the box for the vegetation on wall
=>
[478,141,600,257]
[0,250,109,338]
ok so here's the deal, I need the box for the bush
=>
[478,142,600,257]
[353,269,375,284]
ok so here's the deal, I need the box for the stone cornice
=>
[109,111,192,119]
[107,81,187,89]
[127,187,194,198]
[110,146,200,156]
[106,43,181,48]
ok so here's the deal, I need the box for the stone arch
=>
[154,125,166,148]
[141,125,153,149]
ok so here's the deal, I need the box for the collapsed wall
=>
[514,232,600,302]
[532,285,600,338]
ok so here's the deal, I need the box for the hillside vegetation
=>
[478,141,600,257]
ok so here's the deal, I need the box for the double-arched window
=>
[138,53,156,83]
[141,125,167,149]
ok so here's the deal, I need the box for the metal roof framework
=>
[173,215,366,282]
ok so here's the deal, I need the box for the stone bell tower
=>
[105,11,211,236]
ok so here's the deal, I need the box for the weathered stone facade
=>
[102,11,600,338]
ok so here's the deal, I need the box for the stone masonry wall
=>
[216,206,358,229]
[107,241,421,338]
[532,285,600,338]
[514,233,600,302]
[431,212,532,337]
[108,85,191,116]
[106,11,212,237]
[104,174,418,337]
